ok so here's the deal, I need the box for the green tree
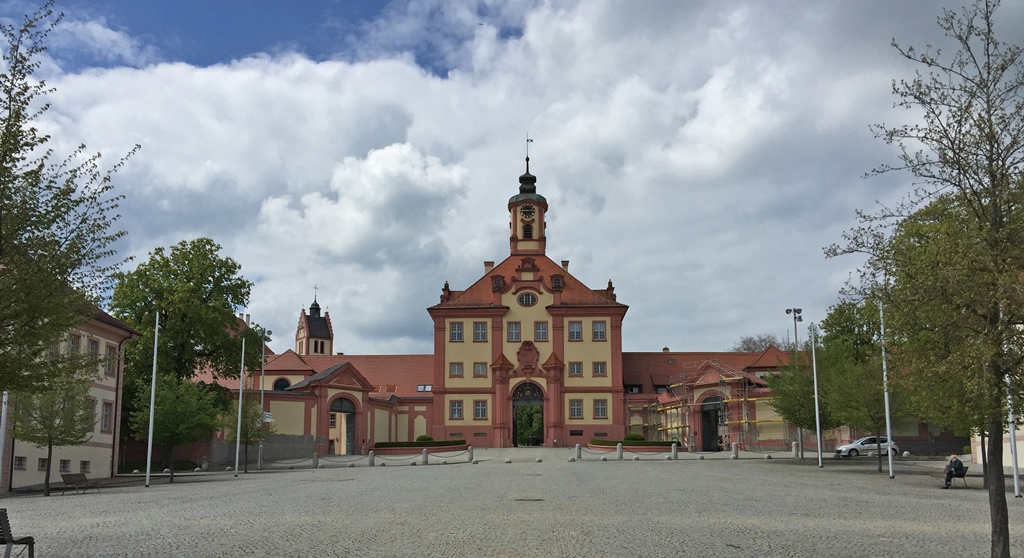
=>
[129,375,226,482]
[0,2,137,392]
[828,2,1024,554]
[9,358,96,496]
[223,391,276,473]
[110,238,262,457]
[731,333,788,352]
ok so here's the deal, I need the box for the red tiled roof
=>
[430,255,626,309]
[266,352,433,398]
[622,350,787,393]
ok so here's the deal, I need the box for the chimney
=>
[484,261,494,273]
[561,260,569,271]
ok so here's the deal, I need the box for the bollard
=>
[791,441,799,458]
[731,442,739,460]
[368,450,375,467]
[671,443,678,460]
[468,445,474,463]
[576,443,582,460]
[312,453,319,469]
[616,443,624,460]
[422,449,429,465]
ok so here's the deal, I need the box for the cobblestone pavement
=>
[3,449,1023,557]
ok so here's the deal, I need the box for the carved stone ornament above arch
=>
[516,257,540,273]
[516,341,539,375]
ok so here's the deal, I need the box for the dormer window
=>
[492,276,504,291]
[551,276,563,290]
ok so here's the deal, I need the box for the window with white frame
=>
[101,402,113,432]
[474,400,487,420]
[569,399,583,419]
[473,322,487,342]
[507,322,521,342]
[88,339,100,361]
[105,345,117,375]
[68,334,81,354]
[569,362,583,376]
[450,400,463,419]
[329,413,337,428]
[534,321,548,342]
[473,363,487,377]
[568,321,582,341]
[593,362,607,376]
[450,322,463,342]
[449,363,463,377]
[594,399,608,419]
[592,321,606,341]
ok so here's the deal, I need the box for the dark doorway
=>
[512,382,544,447]
[330,398,357,454]
[700,396,724,451]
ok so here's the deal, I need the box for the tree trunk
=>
[43,442,53,497]
[164,444,175,484]
[985,420,1009,558]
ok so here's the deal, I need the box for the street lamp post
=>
[257,327,272,470]
[145,311,160,488]
[810,322,823,468]
[785,308,803,458]
[233,315,248,477]
[878,303,895,479]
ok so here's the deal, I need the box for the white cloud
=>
[25,0,1014,354]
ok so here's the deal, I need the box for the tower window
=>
[523,224,533,239]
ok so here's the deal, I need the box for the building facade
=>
[232,160,800,457]
[2,309,137,492]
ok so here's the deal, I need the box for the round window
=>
[517,292,538,307]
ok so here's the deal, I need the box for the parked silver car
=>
[834,436,899,457]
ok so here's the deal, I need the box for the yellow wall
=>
[562,317,613,387]
[374,409,389,443]
[414,415,427,438]
[564,393,613,424]
[444,317,494,389]
[269,400,306,436]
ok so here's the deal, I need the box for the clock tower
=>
[508,157,548,256]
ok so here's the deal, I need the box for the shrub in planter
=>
[623,433,646,442]
[416,435,434,442]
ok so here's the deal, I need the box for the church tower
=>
[295,296,334,355]
[508,157,548,256]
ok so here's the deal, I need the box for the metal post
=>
[145,312,160,488]
[879,303,895,479]
[1007,377,1021,498]
[786,308,803,458]
[0,391,9,487]
[233,320,247,477]
[810,323,823,468]
[258,327,271,471]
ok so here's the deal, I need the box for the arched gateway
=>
[330,398,357,455]
[511,382,544,447]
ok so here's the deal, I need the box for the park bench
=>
[0,508,34,558]
[60,472,99,495]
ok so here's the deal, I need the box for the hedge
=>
[374,439,467,449]
[589,438,678,447]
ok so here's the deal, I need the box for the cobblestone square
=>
[4,450,1023,557]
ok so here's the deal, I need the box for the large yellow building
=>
[238,160,794,458]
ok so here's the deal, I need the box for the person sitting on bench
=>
[943,454,965,489]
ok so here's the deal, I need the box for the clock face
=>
[521,204,535,219]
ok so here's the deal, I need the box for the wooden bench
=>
[0,508,34,558]
[60,472,99,495]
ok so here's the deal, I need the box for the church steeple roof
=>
[508,156,547,205]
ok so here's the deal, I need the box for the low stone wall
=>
[373,444,469,455]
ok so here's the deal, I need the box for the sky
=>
[4,0,1023,355]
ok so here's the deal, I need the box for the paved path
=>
[3,449,1023,557]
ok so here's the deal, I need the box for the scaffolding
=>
[648,359,789,452]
